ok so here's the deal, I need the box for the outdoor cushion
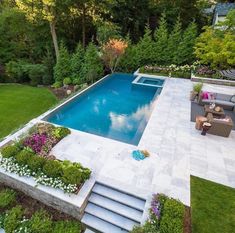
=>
[230,95,235,103]
[202,99,215,104]
[216,93,231,101]
[215,99,235,107]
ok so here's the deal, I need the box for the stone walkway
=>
[51,76,235,207]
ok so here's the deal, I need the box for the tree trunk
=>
[82,5,86,48]
[49,21,59,61]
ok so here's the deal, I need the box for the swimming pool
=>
[45,73,163,145]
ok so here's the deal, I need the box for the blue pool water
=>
[45,73,162,145]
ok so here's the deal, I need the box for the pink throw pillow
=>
[202,91,209,99]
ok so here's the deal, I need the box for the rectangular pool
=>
[44,73,163,145]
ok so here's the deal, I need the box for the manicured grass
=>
[0,84,57,140]
[191,176,235,233]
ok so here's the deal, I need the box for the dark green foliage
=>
[1,145,20,158]
[54,43,71,82]
[27,155,46,172]
[0,189,16,209]
[29,210,52,233]
[81,43,103,84]
[176,22,197,65]
[28,64,46,86]
[15,150,34,165]
[70,43,84,82]
[154,14,169,65]
[43,160,63,178]
[4,205,23,233]
[42,49,55,85]
[52,220,81,233]
[0,214,5,228]
[159,198,185,233]
[62,166,82,185]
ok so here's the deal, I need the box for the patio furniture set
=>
[195,92,235,137]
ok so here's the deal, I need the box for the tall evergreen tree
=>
[136,26,155,66]
[166,16,182,64]
[154,14,168,65]
[70,43,85,82]
[176,22,197,64]
[54,43,71,82]
[81,43,103,84]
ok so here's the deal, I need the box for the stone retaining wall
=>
[191,76,235,86]
[0,171,94,220]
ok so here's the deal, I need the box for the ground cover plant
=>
[0,184,83,233]
[0,84,57,140]
[191,176,235,233]
[0,123,91,193]
[130,193,190,233]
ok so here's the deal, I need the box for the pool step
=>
[82,183,146,233]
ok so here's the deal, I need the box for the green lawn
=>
[0,84,57,140]
[191,176,235,233]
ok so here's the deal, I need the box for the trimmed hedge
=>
[1,145,20,158]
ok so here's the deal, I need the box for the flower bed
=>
[139,64,193,79]
[0,123,91,194]
[0,186,82,233]
[131,194,186,233]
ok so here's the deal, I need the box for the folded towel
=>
[132,150,145,161]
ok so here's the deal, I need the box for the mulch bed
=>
[0,183,76,221]
[184,206,192,233]
[48,86,74,100]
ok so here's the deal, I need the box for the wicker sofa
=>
[207,113,234,137]
[198,92,235,111]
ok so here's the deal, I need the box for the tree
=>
[195,27,235,68]
[54,43,71,82]
[70,43,85,82]
[102,38,128,73]
[15,0,71,61]
[154,14,169,65]
[81,43,103,84]
[176,22,197,64]
[166,16,182,64]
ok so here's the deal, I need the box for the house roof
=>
[213,3,235,25]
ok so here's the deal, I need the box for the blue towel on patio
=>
[132,150,145,161]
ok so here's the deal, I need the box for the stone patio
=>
[50,75,235,208]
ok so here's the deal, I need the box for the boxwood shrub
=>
[52,220,81,233]
[1,145,20,158]
[43,160,63,178]
[62,166,82,185]
[27,155,46,172]
[15,150,34,165]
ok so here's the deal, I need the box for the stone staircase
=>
[82,182,146,233]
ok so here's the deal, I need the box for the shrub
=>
[0,189,16,209]
[27,155,46,172]
[62,166,82,185]
[193,82,203,93]
[29,210,52,233]
[63,77,72,85]
[1,145,20,158]
[15,150,34,165]
[52,81,62,88]
[43,160,63,178]
[0,214,5,228]
[4,205,23,233]
[52,127,71,140]
[28,64,46,86]
[131,222,159,233]
[52,220,81,233]
[159,198,185,233]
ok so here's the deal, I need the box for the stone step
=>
[82,213,128,233]
[84,229,96,233]
[89,193,143,222]
[93,183,145,211]
[85,203,139,231]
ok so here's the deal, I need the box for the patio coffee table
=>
[204,105,225,117]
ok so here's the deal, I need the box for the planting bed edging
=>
[0,168,95,220]
[191,75,235,86]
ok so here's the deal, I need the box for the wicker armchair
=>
[207,113,234,137]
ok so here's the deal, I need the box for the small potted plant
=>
[190,82,203,101]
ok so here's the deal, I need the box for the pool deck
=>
[51,76,235,207]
